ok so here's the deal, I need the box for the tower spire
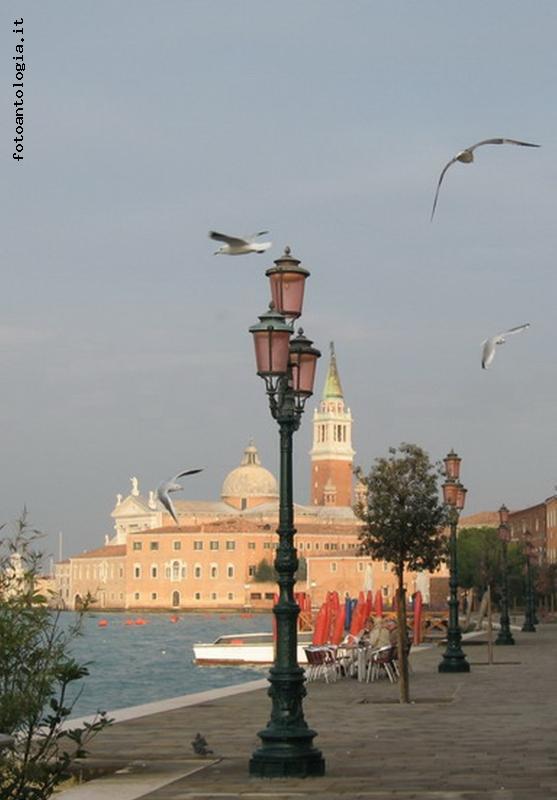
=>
[309,342,355,507]
[323,340,344,399]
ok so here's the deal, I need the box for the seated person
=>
[367,619,390,649]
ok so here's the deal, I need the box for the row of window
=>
[132,591,236,602]
[131,539,356,553]
[133,561,236,580]
[72,565,124,580]
[132,540,237,552]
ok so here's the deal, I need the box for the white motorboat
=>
[193,631,312,665]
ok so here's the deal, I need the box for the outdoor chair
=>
[366,645,397,683]
[304,646,339,683]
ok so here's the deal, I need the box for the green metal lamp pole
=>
[439,450,470,674]
[495,505,515,646]
[248,249,325,779]
[521,530,536,633]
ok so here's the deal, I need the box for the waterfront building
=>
[54,346,448,611]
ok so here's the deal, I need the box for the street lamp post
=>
[495,504,514,645]
[248,247,325,779]
[438,450,470,673]
[522,530,536,633]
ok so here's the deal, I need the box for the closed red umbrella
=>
[349,599,362,635]
[413,590,423,645]
[330,606,346,644]
[312,602,330,645]
[366,590,373,618]
[374,589,383,617]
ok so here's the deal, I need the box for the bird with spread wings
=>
[481,323,530,370]
[157,469,203,526]
[209,230,272,255]
[431,138,540,220]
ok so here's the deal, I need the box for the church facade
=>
[54,347,441,611]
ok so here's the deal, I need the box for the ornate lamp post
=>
[439,450,470,673]
[521,529,537,633]
[495,504,515,645]
[248,248,325,778]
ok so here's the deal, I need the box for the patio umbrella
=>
[312,602,330,645]
[349,599,363,635]
[374,589,383,617]
[330,606,346,644]
[344,595,353,630]
[413,590,423,645]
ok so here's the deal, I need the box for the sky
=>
[1,1,556,561]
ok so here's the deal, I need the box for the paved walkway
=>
[60,622,557,799]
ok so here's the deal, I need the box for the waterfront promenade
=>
[59,621,557,800]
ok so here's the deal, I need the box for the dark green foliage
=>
[355,443,447,574]
[0,512,112,800]
[253,558,277,582]
[355,443,447,703]
[457,526,524,603]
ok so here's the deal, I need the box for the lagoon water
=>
[66,611,272,719]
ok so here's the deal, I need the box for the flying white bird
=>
[209,230,272,255]
[481,323,530,370]
[156,469,203,526]
[431,138,540,220]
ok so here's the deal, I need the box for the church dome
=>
[221,442,278,509]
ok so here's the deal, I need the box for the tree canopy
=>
[457,526,524,600]
[355,443,447,704]
[355,442,447,575]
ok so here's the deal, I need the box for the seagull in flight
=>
[156,469,203,526]
[481,323,530,370]
[431,138,540,220]
[209,230,272,255]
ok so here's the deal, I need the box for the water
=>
[65,611,272,719]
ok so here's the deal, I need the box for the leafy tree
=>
[253,557,306,584]
[458,527,524,607]
[355,443,447,703]
[253,558,277,583]
[0,513,111,800]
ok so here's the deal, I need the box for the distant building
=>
[508,501,548,564]
[54,345,448,611]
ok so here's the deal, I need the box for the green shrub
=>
[0,512,111,800]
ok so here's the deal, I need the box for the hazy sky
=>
[2,2,556,560]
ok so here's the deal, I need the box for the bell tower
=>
[309,342,355,506]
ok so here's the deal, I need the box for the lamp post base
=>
[495,629,515,645]
[521,619,536,633]
[249,736,325,778]
[438,652,470,673]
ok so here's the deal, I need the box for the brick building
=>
[54,346,447,611]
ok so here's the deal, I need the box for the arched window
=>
[227,564,235,579]
[151,564,158,579]
[194,563,202,579]
[172,561,180,581]
[171,590,180,607]
[210,563,218,579]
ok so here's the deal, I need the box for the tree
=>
[253,558,277,583]
[458,527,524,608]
[355,443,447,703]
[0,513,111,800]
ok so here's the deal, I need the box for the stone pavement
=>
[62,623,557,799]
